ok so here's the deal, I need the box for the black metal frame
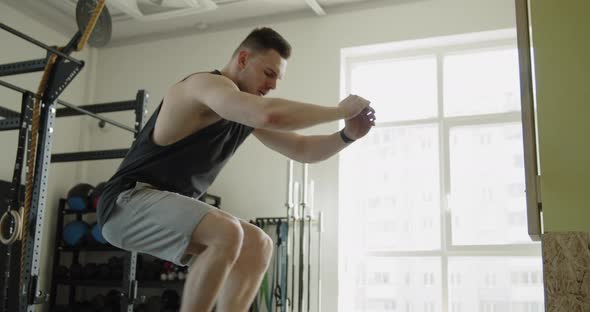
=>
[0,59,47,77]
[19,93,57,311]
[55,100,137,117]
[51,149,130,163]
[0,105,20,118]
[120,90,149,312]
[45,91,146,312]
[0,92,34,312]
[0,23,83,65]
[0,79,138,134]
[0,22,148,312]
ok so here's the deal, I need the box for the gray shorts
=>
[101,182,217,266]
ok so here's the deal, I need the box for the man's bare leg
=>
[215,220,273,312]
[180,210,244,312]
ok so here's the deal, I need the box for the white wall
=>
[84,0,517,311]
[0,2,97,310]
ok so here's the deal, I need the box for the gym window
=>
[338,30,544,312]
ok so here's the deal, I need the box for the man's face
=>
[236,49,287,96]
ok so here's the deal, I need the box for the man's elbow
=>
[258,101,295,130]
[227,109,277,129]
[306,155,332,164]
[298,144,329,164]
[297,155,328,164]
[259,110,291,130]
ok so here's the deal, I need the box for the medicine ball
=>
[90,181,107,210]
[67,183,95,211]
[62,220,90,246]
[90,222,107,244]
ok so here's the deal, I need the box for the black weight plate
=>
[76,0,112,47]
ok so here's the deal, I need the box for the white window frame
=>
[339,29,542,311]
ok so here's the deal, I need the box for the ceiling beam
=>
[109,0,418,47]
[304,0,326,16]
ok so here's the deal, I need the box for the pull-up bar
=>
[0,23,83,66]
[0,79,137,134]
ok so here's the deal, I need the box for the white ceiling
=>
[2,0,401,47]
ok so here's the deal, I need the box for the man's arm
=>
[253,129,352,163]
[178,74,369,130]
[253,106,376,163]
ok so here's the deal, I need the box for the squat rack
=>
[0,23,147,312]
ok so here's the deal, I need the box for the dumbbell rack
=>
[40,89,148,312]
[49,198,123,310]
[49,197,190,311]
[49,193,223,311]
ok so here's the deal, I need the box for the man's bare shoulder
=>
[170,71,240,116]
[165,72,227,111]
[156,73,230,145]
[181,71,236,91]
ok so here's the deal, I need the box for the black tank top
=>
[96,70,253,225]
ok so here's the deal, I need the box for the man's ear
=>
[237,50,250,70]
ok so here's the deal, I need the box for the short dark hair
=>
[234,27,291,59]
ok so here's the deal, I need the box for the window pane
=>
[342,257,442,312]
[443,48,521,116]
[448,257,544,312]
[340,124,440,251]
[448,123,529,245]
[350,56,437,122]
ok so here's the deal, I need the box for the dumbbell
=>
[69,263,83,280]
[90,294,106,311]
[105,289,122,311]
[108,256,124,279]
[97,263,111,280]
[145,296,161,312]
[75,300,93,312]
[144,259,162,281]
[177,266,188,281]
[161,289,180,311]
[82,262,98,279]
[55,265,69,280]
[160,261,173,281]
[134,303,148,312]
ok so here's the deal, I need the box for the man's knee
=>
[190,211,244,261]
[245,227,273,271]
[217,217,245,251]
[260,232,273,260]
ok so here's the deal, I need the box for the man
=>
[97,27,375,312]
